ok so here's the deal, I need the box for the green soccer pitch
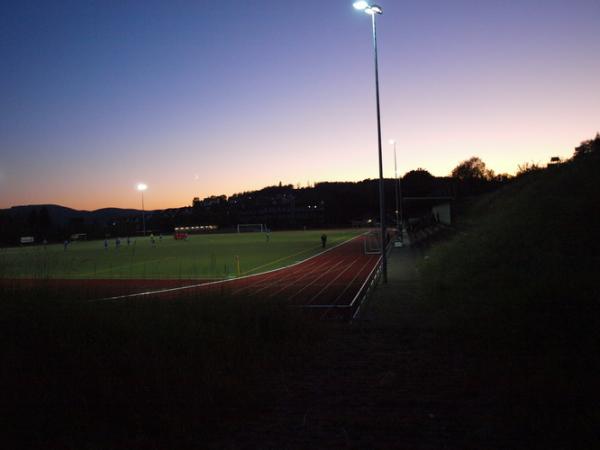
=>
[0,229,362,280]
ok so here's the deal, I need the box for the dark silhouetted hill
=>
[2,204,142,227]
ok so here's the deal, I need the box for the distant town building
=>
[548,156,562,167]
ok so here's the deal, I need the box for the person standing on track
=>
[321,233,327,248]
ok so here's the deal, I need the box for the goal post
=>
[363,230,382,255]
[237,223,265,233]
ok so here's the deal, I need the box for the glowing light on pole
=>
[137,183,148,236]
[353,1,369,9]
[353,1,388,282]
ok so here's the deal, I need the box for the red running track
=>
[211,235,380,306]
[100,234,381,319]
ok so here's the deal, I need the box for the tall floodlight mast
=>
[353,1,387,282]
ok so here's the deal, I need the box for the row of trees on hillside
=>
[448,132,600,194]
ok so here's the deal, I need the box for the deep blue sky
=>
[1,0,599,209]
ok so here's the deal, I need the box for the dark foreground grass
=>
[0,286,326,448]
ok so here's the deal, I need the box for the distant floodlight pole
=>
[354,1,387,283]
[389,139,401,236]
[137,183,148,236]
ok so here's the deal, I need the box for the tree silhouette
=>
[402,169,435,197]
[574,133,600,158]
[451,157,494,181]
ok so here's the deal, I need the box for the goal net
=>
[237,223,264,233]
[363,230,382,254]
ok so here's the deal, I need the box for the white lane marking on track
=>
[315,257,378,319]
[349,255,384,321]
[349,255,382,307]
[257,240,360,298]
[305,258,359,306]
[284,259,347,302]
[240,242,331,275]
[230,255,332,298]
[290,236,369,307]
[234,257,330,297]
[230,254,326,296]
[257,257,342,299]
[330,256,377,306]
[297,255,381,311]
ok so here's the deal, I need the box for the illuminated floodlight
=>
[388,139,396,145]
[137,183,148,191]
[354,1,383,15]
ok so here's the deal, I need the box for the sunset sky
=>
[1,0,599,210]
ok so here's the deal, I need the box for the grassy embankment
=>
[422,152,600,377]
[367,152,600,447]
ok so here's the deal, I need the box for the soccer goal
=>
[363,230,382,255]
[237,223,265,233]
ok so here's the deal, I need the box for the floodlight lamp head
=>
[137,183,148,191]
[369,5,383,14]
[354,2,383,15]
[389,139,396,145]
[353,1,369,10]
